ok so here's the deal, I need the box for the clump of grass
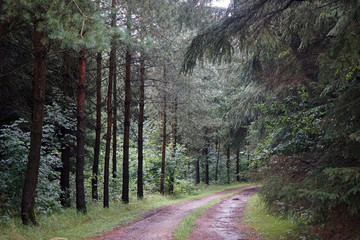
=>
[243,194,296,239]
[0,183,251,240]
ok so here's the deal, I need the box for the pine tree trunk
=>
[60,51,71,208]
[160,69,167,195]
[122,49,131,203]
[160,101,167,195]
[137,57,145,199]
[204,147,209,185]
[112,64,117,179]
[168,97,177,194]
[111,3,118,179]
[195,157,200,185]
[103,46,114,208]
[215,139,220,182]
[236,148,240,182]
[226,147,231,184]
[21,21,46,225]
[76,48,87,213]
[92,52,102,201]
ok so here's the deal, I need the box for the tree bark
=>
[112,59,117,179]
[195,157,200,185]
[160,68,167,195]
[226,146,231,184]
[60,51,71,208]
[137,57,145,199]
[103,47,113,207]
[168,97,178,194]
[122,49,131,203]
[112,2,118,179]
[92,52,102,201]
[236,148,240,182]
[203,147,209,185]
[21,20,47,225]
[215,139,220,182]
[76,48,87,213]
[160,99,167,195]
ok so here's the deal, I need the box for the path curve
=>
[91,185,257,240]
[189,186,260,240]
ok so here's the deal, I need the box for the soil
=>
[90,185,259,240]
[189,186,260,240]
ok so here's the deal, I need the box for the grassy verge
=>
[243,194,296,240]
[173,188,249,240]
[0,183,251,240]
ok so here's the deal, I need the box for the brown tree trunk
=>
[226,147,231,184]
[137,57,145,199]
[236,148,240,182]
[160,100,167,195]
[203,147,209,185]
[112,61,117,179]
[195,157,200,185]
[60,51,71,208]
[21,20,47,225]
[122,49,131,203]
[103,47,113,207]
[160,68,167,195]
[76,48,87,213]
[215,139,220,182]
[92,52,102,201]
[168,97,177,194]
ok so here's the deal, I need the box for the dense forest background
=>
[1,0,359,238]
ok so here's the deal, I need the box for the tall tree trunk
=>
[104,0,117,207]
[160,68,167,195]
[92,52,102,201]
[168,97,177,194]
[76,48,87,213]
[236,148,240,182]
[137,57,145,199]
[215,139,220,182]
[203,147,209,185]
[195,157,200,185]
[60,51,71,208]
[226,146,231,184]
[112,59,117,179]
[103,48,114,208]
[122,49,131,203]
[21,20,46,225]
[160,99,167,195]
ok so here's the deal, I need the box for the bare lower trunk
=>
[137,57,145,199]
[236,148,240,182]
[21,21,46,225]
[60,51,71,208]
[160,103,167,195]
[215,139,220,182]
[195,157,200,185]
[122,49,131,203]
[76,48,87,213]
[92,52,102,201]
[226,147,231,184]
[204,147,209,185]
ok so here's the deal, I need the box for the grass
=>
[243,194,296,240]
[0,183,251,240]
[173,188,248,240]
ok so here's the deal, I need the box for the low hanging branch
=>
[182,0,310,73]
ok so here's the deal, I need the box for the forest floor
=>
[89,185,260,240]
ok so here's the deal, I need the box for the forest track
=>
[90,185,258,240]
[188,186,260,240]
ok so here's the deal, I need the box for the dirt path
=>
[188,186,260,240]
[91,185,257,240]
